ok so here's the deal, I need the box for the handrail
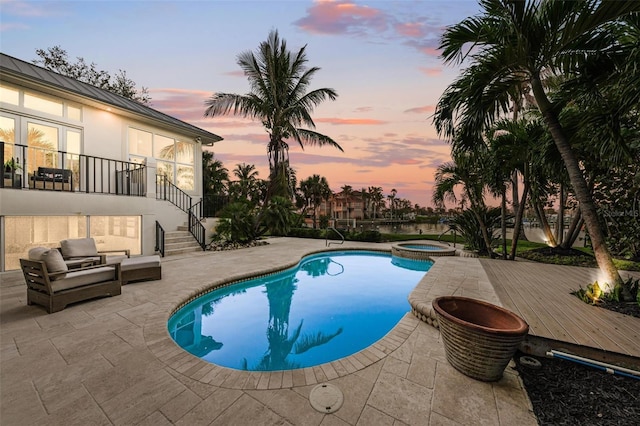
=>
[438,226,457,247]
[155,221,165,257]
[326,227,345,247]
[1,142,146,195]
[189,201,206,250]
[156,174,192,213]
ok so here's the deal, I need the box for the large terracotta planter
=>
[433,296,529,382]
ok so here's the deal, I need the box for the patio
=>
[4,236,633,425]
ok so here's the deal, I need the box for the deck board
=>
[480,259,640,358]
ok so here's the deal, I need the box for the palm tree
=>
[204,30,343,199]
[433,0,640,292]
[231,163,259,202]
[340,185,353,223]
[299,174,331,228]
[368,186,384,219]
[432,153,495,255]
[202,151,228,196]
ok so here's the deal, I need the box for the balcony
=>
[2,142,146,196]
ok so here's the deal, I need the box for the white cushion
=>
[60,238,98,258]
[41,249,68,281]
[121,255,161,271]
[28,247,50,261]
[50,266,117,292]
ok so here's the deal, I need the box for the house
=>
[0,53,223,272]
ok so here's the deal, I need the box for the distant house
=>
[0,53,223,271]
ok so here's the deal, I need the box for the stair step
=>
[165,236,197,244]
[164,246,203,256]
[165,241,201,250]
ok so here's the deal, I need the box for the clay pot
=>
[433,296,529,382]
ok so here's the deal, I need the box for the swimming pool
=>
[168,250,432,371]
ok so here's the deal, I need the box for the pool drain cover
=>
[309,383,344,413]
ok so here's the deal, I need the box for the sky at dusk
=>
[1,0,481,207]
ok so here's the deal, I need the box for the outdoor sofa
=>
[20,247,121,313]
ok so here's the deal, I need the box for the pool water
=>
[168,251,432,371]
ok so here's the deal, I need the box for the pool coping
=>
[144,247,424,390]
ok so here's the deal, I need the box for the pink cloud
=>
[315,117,387,125]
[419,66,442,76]
[223,70,246,78]
[394,22,425,38]
[294,0,387,35]
[404,105,435,114]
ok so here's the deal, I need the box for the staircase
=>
[163,225,203,256]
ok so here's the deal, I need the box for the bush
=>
[288,227,323,239]
[347,230,382,242]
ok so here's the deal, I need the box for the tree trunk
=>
[556,183,565,245]
[501,191,508,259]
[533,199,557,246]
[531,76,626,297]
[511,171,528,241]
[510,181,530,260]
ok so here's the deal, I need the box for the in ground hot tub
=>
[392,242,457,260]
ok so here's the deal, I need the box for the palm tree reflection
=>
[243,257,344,371]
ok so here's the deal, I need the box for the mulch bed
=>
[515,351,640,425]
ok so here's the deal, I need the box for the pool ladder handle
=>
[326,227,345,247]
[437,226,457,247]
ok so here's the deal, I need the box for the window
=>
[128,128,152,159]
[1,215,142,271]
[67,105,82,121]
[1,115,16,162]
[129,128,196,192]
[24,92,64,117]
[0,84,19,105]
[27,122,59,174]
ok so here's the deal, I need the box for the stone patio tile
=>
[113,325,147,348]
[292,368,307,387]
[208,393,291,426]
[354,359,384,383]
[159,388,203,423]
[136,410,173,426]
[250,388,324,425]
[100,370,186,425]
[320,414,351,425]
[495,398,538,426]
[33,353,113,413]
[46,392,112,426]
[49,327,134,364]
[329,372,377,425]
[355,405,395,426]
[367,371,433,425]
[431,362,499,426]
[0,378,48,424]
[428,411,463,425]
[173,387,243,425]
[382,355,410,378]
[406,352,437,389]
[83,350,166,403]
[116,301,160,326]
[0,339,68,387]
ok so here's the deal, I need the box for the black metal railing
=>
[202,193,230,218]
[156,174,192,213]
[155,221,165,257]
[1,142,146,195]
[189,200,206,250]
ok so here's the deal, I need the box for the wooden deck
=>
[480,259,640,360]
